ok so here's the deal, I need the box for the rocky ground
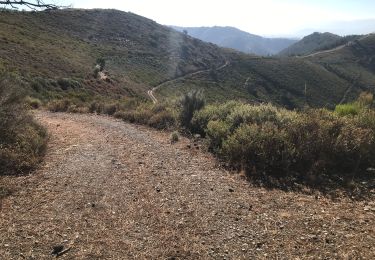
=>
[0,111,374,259]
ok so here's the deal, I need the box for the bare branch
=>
[0,0,66,10]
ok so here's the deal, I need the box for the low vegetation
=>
[189,95,375,195]
[0,74,47,175]
[44,90,375,196]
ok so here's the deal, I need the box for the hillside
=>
[172,26,298,56]
[0,9,374,108]
[0,9,228,101]
[279,32,343,56]
[304,33,375,102]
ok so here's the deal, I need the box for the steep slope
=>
[172,26,298,56]
[279,32,343,56]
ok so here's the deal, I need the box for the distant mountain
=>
[279,32,345,56]
[171,26,298,56]
[295,19,375,37]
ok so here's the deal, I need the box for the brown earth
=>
[0,111,374,259]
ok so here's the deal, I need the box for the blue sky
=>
[59,0,375,36]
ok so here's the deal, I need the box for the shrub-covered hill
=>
[0,9,227,100]
[305,34,375,103]
[279,32,343,56]
[0,9,374,108]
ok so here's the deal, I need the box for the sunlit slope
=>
[0,9,227,99]
[0,9,373,107]
[304,34,375,102]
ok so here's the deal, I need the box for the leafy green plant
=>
[335,103,361,116]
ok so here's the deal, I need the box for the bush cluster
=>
[191,101,375,185]
[0,75,47,175]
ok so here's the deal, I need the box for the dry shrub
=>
[67,104,89,113]
[89,101,104,114]
[0,74,47,175]
[25,96,42,109]
[103,103,118,115]
[148,110,176,129]
[47,99,71,112]
[114,102,177,130]
[170,131,179,143]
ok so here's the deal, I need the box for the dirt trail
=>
[301,44,346,58]
[0,112,374,259]
[148,61,229,103]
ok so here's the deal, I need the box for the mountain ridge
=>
[171,25,298,56]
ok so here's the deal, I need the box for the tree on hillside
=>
[0,0,64,10]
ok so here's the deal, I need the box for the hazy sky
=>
[61,0,375,37]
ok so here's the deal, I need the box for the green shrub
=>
[179,90,205,129]
[206,120,230,152]
[0,74,47,175]
[57,78,80,90]
[191,100,239,135]
[335,92,374,117]
[196,101,375,189]
[335,103,360,116]
[222,122,292,175]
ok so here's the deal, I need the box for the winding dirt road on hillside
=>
[148,61,230,103]
[0,111,374,259]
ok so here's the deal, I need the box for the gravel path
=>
[0,111,374,259]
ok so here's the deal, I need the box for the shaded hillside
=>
[172,26,297,56]
[0,9,374,108]
[279,32,342,56]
